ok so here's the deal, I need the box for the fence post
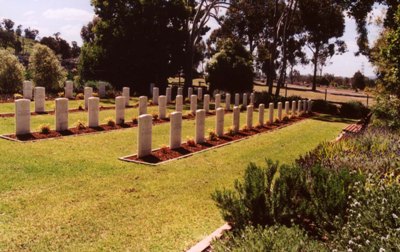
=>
[325,89,327,101]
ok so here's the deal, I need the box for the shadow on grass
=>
[311,114,357,124]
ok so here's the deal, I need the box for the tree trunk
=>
[183,42,194,90]
[312,46,319,91]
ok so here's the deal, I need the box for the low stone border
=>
[186,223,231,252]
[119,117,308,166]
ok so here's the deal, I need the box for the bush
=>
[339,101,369,119]
[38,124,51,134]
[186,137,195,147]
[213,225,327,252]
[207,39,254,94]
[74,120,87,130]
[105,117,116,127]
[311,99,339,114]
[29,44,67,91]
[75,93,84,100]
[208,130,218,141]
[372,94,400,129]
[132,117,138,124]
[0,49,25,93]
[212,161,362,236]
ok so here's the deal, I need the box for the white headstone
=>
[150,83,155,95]
[65,81,74,99]
[55,98,68,131]
[197,88,202,101]
[285,101,290,115]
[195,109,206,144]
[203,94,210,113]
[278,102,283,121]
[235,93,240,107]
[122,87,130,107]
[139,96,148,115]
[84,87,93,110]
[233,106,240,132]
[15,99,30,135]
[177,87,183,96]
[190,95,197,114]
[166,87,172,103]
[152,87,159,105]
[175,95,183,112]
[246,105,253,128]
[88,97,99,127]
[170,112,182,149]
[215,94,221,109]
[297,100,302,114]
[225,93,231,111]
[138,114,153,158]
[269,103,274,124]
[292,100,297,117]
[243,93,248,107]
[34,87,45,113]
[259,104,265,126]
[216,108,224,137]
[250,93,255,105]
[158,95,167,119]
[23,81,33,100]
[98,82,106,98]
[115,96,125,125]
[188,87,193,99]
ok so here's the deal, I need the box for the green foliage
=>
[339,101,369,119]
[0,49,25,93]
[38,124,51,134]
[105,117,116,127]
[352,70,366,90]
[212,160,362,236]
[207,39,254,94]
[29,44,67,91]
[372,94,400,129]
[213,225,327,252]
[311,99,339,114]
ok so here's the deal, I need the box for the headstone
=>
[23,81,33,100]
[285,101,290,115]
[190,95,197,114]
[278,102,283,121]
[195,109,205,144]
[297,100,302,114]
[55,98,68,131]
[150,83,155,95]
[225,93,231,111]
[152,87,159,105]
[215,94,221,109]
[166,87,172,103]
[176,95,183,112]
[88,97,99,127]
[259,104,265,126]
[203,94,210,113]
[98,82,106,98]
[197,87,202,101]
[122,87,130,107]
[170,112,182,149]
[177,87,183,96]
[65,81,74,99]
[115,96,125,125]
[233,106,240,132]
[243,93,248,107]
[235,93,240,106]
[308,100,313,113]
[138,114,152,158]
[292,100,297,117]
[269,103,274,124]
[84,87,93,110]
[188,87,193,98]
[216,108,224,137]
[15,99,30,135]
[34,87,45,113]
[158,95,167,119]
[246,105,253,128]
[250,93,255,105]
[139,96,148,115]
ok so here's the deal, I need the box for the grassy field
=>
[0,99,352,251]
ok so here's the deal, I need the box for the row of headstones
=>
[22,81,110,100]
[14,96,128,135]
[137,100,313,158]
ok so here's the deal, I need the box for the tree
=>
[40,34,72,59]
[352,71,365,90]
[24,27,39,40]
[29,44,66,91]
[2,19,15,32]
[15,25,22,37]
[299,0,346,91]
[71,41,81,58]
[0,49,25,93]
[206,39,254,93]
[80,0,188,94]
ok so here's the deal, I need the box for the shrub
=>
[0,49,25,94]
[311,99,339,114]
[152,113,159,121]
[212,160,363,236]
[160,144,169,154]
[13,93,23,100]
[372,94,400,129]
[186,137,196,147]
[105,117,116,127]
[339,101,369,119]
[76,93,84,100]
[226,127,236,136]
[29,44,67,91]
[38,124,51,134]
[208,130,218,141]
[74,120,87,130]
[241,125,249,131]
[132,117,138,124]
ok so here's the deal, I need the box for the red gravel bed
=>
[124,115,309,164]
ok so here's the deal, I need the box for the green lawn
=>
[0,101,351,251]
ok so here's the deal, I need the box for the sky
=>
[0,0,384,78]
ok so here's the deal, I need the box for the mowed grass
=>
[0,100,351,251]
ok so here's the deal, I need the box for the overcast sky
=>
[0,0,384,78]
